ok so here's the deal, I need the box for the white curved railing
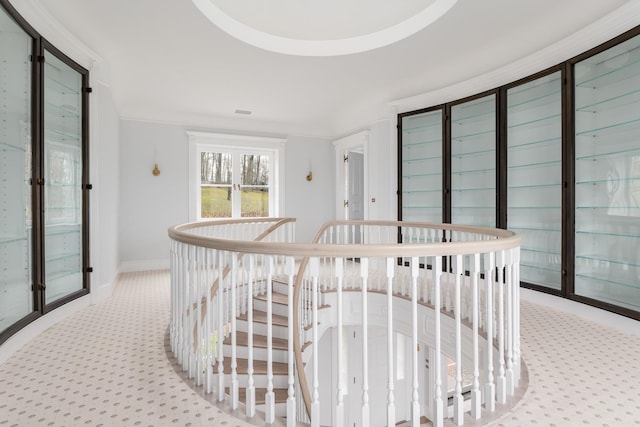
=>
[168,218,522,427]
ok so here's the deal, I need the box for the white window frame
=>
[187,131,286,222]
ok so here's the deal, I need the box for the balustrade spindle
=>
[433,255,444,427]
[335,257,345,427]
[361,257,370,427]
[506,250,514,395]
[453,254,464,425]
[411,257,420,427]
[310,257,320,427]
[470,253,481,419]
[386,257,396,427]
[484,252,496,412]
[205,248,214,394]
[217,250,225,402]
[187,245,195,377]
[286,256,296,427]
[497,250,507,405]
[246,255,256,417]
[265,256,275,424]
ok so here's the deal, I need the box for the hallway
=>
[0,270,638,426]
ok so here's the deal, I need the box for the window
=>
[187,132,285,221]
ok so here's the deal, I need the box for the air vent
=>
[234,109,252,115]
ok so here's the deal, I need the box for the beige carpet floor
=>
[0,270,638,427]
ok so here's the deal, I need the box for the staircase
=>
[220,278,293,418]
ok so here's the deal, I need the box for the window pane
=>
[0,8,34,333]
[44,49,83,304]
[241,154,269,217]
[200,152,232,218]
[574,34,640,312]
[451,94,496,227]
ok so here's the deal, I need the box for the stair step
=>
[254,291,289,305]
[219,358,288,375]
[225,387,289,404]
[239,309,288,327]
[223,331,288,351]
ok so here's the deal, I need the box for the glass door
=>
[507,71,563,291]
[0,7,34,335]
[43,48,85,305]
[451,94,496,227]
[399,108,443,223]
[198,149,272,219]
[574,34,640,312]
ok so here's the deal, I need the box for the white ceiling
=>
[30,0,632,137]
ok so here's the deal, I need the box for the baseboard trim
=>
[118,259,170,273]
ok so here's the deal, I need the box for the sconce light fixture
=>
[152,148,160,176]
[306,159,312,181]
[152,163,161,176]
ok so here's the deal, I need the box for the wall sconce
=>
[152,148,160,176]
[306,159,312,181]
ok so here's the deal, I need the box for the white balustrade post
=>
[286,256,297,427]
[216,250,225,402]
[470,253,481,419]
[246,255,256,417]
[186,245,195,376]
[496,250,507,405]
[265,256,276,424]
[195,247,204,387]
[411,257,420,427]
[484,252,496,412]
[205,249,214,394]
[513,248,521,385]
[505,249,514,396]
[453,254,464,425]
[334,258,345,427]
[361,257,370,427]
[229,255,239,409]
[433,256,444,427]
[386,257,396,427]
[310,257,321,427]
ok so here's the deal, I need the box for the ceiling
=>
[30,0,632,137]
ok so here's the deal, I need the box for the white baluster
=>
[229,255,239,409]
[265,256,275,424]
[411,257,420,427]
[246,255,256,417]
[453,254,464,425]
[433,255,444,427]
[513,248,521,385]
[310,257,321,427]
[187,245,195,376]
[195,247,204,387]
[361,258,370,427]
[386,257,396,427]
[484,252,495,412]
[496,250,507,404]
[217,250,225,402]
[470,253,481,419]
[334,258,345,427]
[505,249,514,396]
[286,256,297,427]
[205,249,214,394]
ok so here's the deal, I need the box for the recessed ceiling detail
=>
[192,0,458,56]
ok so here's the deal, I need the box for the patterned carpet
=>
[0,270,638,426]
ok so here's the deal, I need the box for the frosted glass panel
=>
[574,34,640,312]
[401,109,442,222]
[44,50,83,304]
[451,95,495,226]
[507,72,562,290]
[0,9,33,333]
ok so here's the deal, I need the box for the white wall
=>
[366,120,396,221]
[118,120,189,270]
[284,136,335,242]
[118,122,334,267]
[90,82,120,301]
